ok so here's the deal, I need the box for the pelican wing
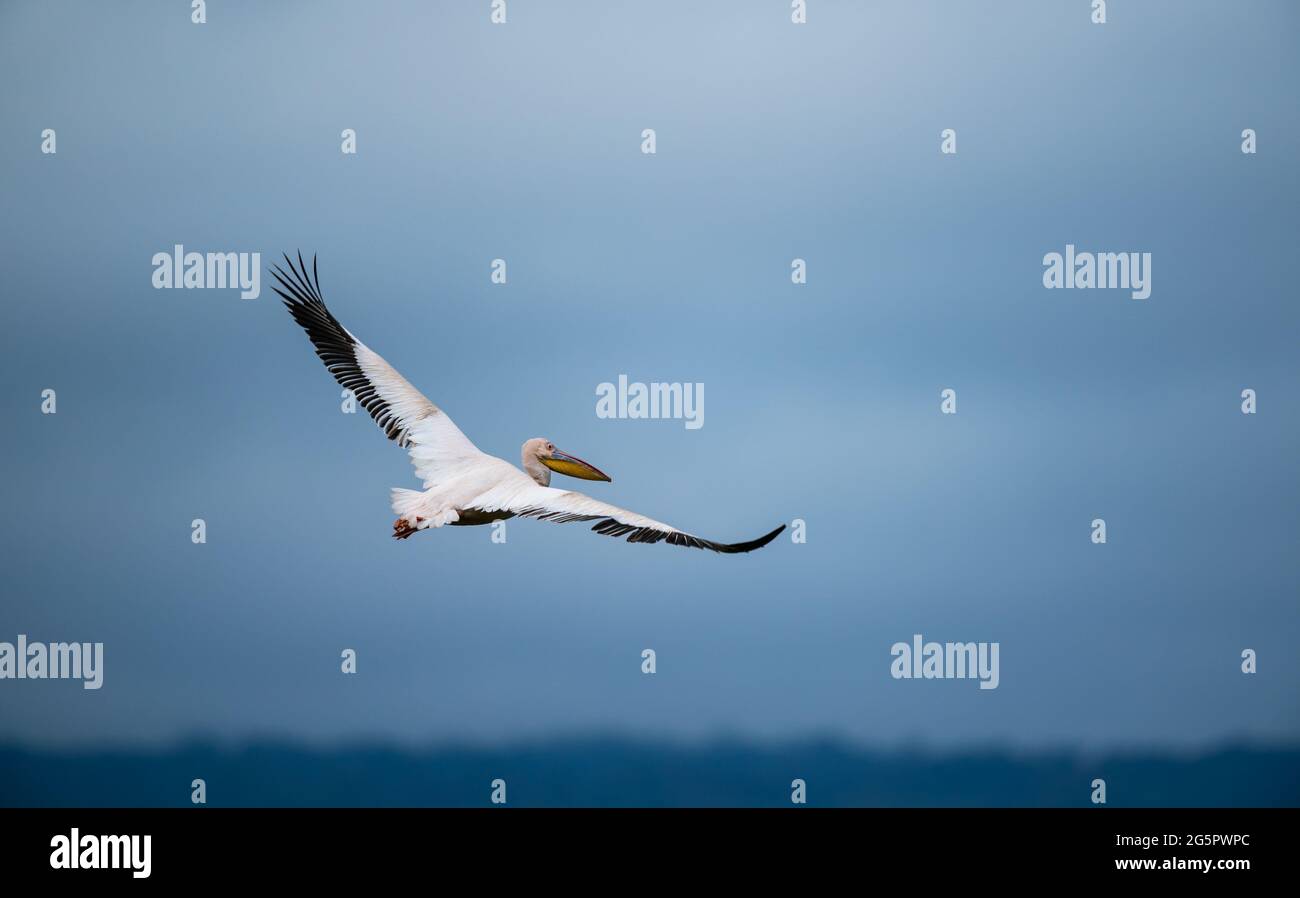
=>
[474,483,785,554]
[273,253,483,481]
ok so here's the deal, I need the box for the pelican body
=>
[273,254,784,554]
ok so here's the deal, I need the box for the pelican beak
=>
[542,449,612,482]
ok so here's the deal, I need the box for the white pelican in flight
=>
[273,254,785,553]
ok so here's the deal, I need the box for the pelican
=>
[272,254,785,553]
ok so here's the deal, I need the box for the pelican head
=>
[522,437,611,487]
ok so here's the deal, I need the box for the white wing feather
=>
[476,482,678,531]
[272,254,483,486]
[350,342,484,484]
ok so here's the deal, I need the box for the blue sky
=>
[0,0,1296,752]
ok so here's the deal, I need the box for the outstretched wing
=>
[273,253,483,483]
[469,481,785,554]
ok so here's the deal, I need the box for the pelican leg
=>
[393,516,424,540]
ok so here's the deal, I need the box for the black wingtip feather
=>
[515,506,785,555]
[703,523,786,554]
[276,252,415,447]
[595,520,785,554]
